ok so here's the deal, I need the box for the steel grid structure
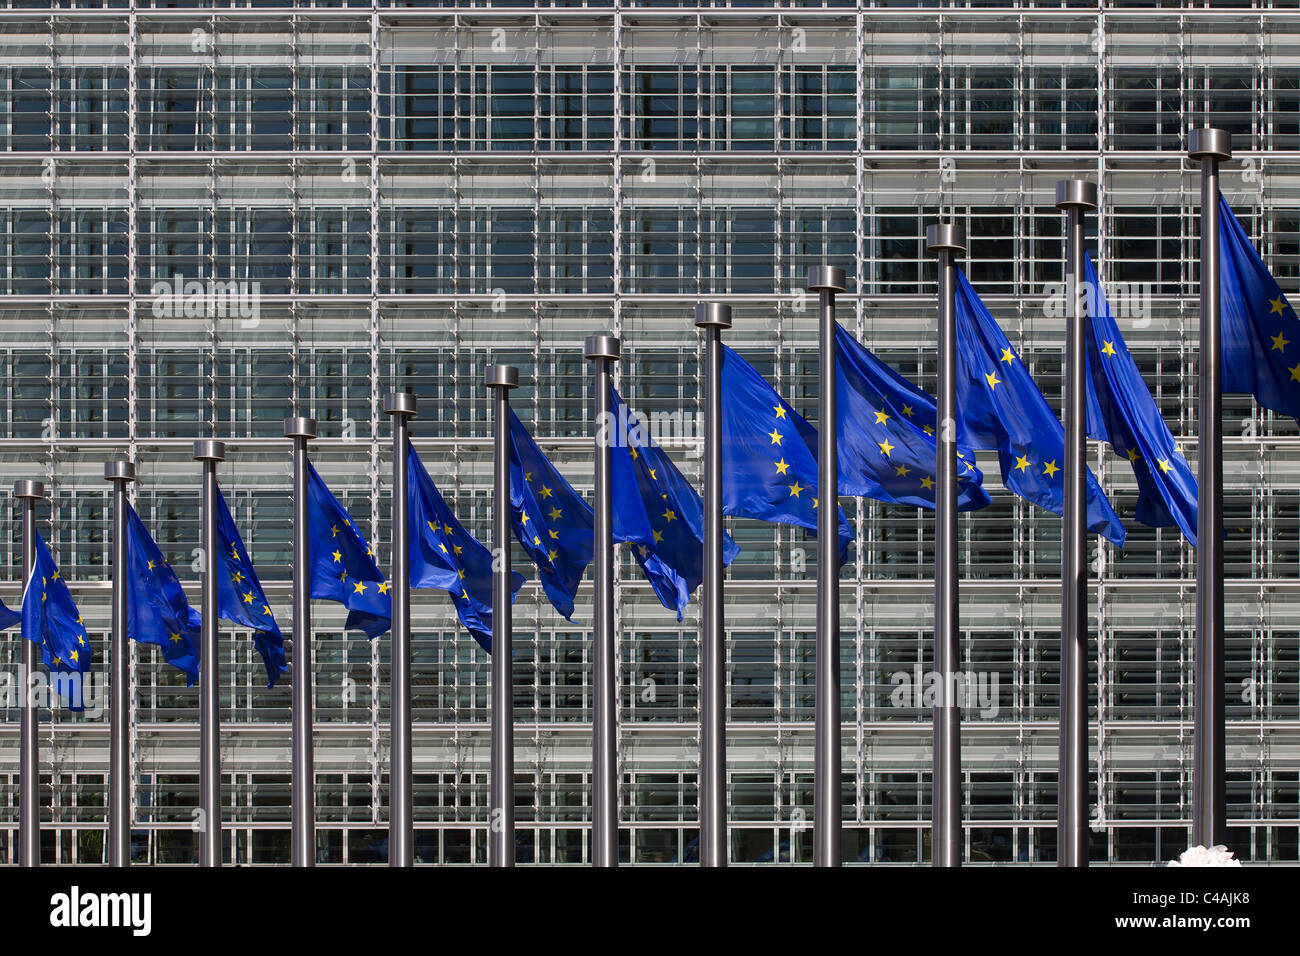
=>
[0,3,1298,865]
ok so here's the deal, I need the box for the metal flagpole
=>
[584,333,621,867]
[1056,180,1098,867]
[485,365,519,868]
[926,224,964,868]
[695,302,732,867]
[193,439,226,868]
[285,415,317,867]
[1189,127,1232,851]
[383,391,417,868]
[105,460,137,868]
[808,265,844,868]
[14,479,46,868]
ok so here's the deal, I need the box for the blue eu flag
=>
[720,345,853,554]
[834,323,992,512]
[125,503,201,683]
[21,530,92,709]
[609,385,739,620]
[508,410,593,621]
[1219,193,1300,419]
[0,597,17,631]
[954,268,1126,547]
[1083,254,1199,545]
[407,440,524,653]
[307,463,391,638]
[213,486,286,687]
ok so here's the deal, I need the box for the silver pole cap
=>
[103,460,137,483]
[283,416,317,440]
[383,391,418,418]
[694,302,733,329]
[584,333,621,361]
[806,266,846,293]
[1055,179,1098,211]
[13,480,46,500]
[926,224,966,253]
[192,440,226,462]
[484,365,520,390]
[1189,128,1233,162]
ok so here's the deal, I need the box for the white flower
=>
[1168,845,1242,867]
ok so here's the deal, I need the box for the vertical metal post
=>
[285,416,317,867]
[193,439,226,868]
[484,365,519,868]
[695,302,732,867]
[1056,180,1098,867]
[584,334,622,867]
[926,225,964,868]
[383,391,417,867]
[104,461,137,868]
[807,265,845,868]
[1190,127,1232,851]
[14,479,46,868]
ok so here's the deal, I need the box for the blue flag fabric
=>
[1219,193,1300,420]
[213,486,285,687]
[21,530,91,709]
[1082,254,1199,545]
[307,463,391,638]
[125,503,201,683]
[0,597,18,631]
[834,323,993,512]
[508,410,594,622]
[720,345,854,554]
[954,268,1126,547]
[407,440,524,653]
[608,386,739,620]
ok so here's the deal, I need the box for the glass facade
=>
[1,1,1298,865]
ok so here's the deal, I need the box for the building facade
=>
[0,0,1298,865]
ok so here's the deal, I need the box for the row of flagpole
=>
[9,129,1237,868]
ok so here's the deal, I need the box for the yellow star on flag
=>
[985,371,1001,390]
[1043,460,1059,478]
[788,482,803,498]
[878,439,895,457]
[1101,341,1117,357]
[1272,331,1290,352]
